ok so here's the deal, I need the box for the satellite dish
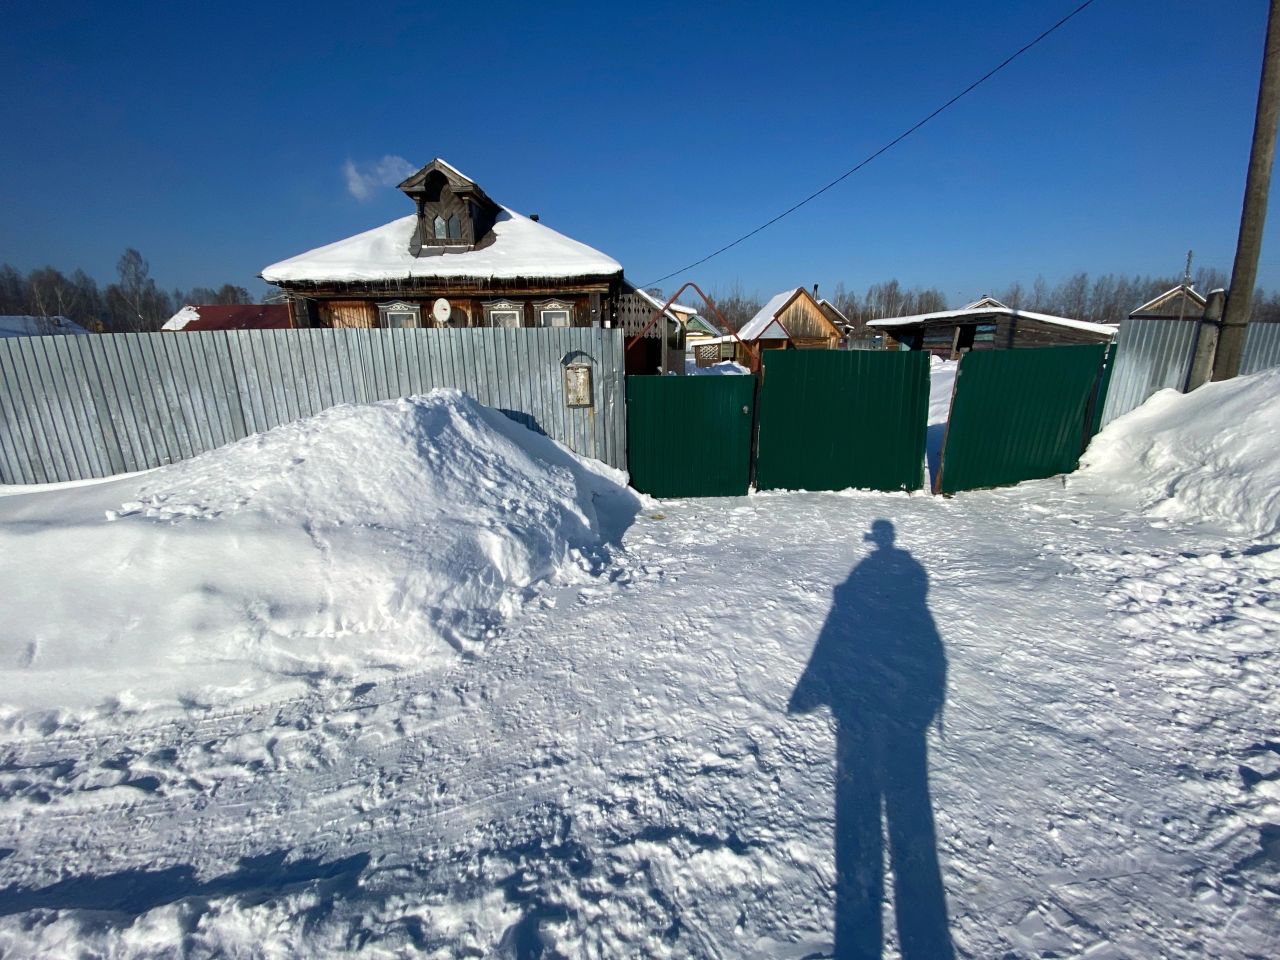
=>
[432,298,452,324]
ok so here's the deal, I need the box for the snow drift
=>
[0,390,642,716]
[1078,366,1280,537]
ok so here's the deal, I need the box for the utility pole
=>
[1215,0,1280,380]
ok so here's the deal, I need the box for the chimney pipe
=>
[530,213,540,222]
[813,283,819,299]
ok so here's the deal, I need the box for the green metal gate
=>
[935,344,1108,494]
[755,350,930,492]
[626,375,755,497]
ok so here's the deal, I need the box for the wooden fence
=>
[0,327,627,484]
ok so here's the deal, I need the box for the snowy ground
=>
[1,376,1278,958]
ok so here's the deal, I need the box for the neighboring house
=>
[700,287,842,365]
[162,304,291,332]
[1129,285,1207,321]
[867,298,1116,358]
[0,315,90,338]
[262,158,625,332]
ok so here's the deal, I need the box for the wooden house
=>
[262,158,625,331]
[701,287,842,365]
[867,298,1116,359]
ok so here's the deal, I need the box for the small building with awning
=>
[867,297,1116,359]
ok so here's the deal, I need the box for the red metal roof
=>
[177,304,291,331]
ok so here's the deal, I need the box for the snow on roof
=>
[962,296,1008,310]
[432,157,477,184]
[0,315,90,338]
[739,288,802,341]
[633,287,699,321]
[162,306,201,331]
[866,306,1117,337]
[262,207,623,285]
[817,298,852,326]
[1130,284,1207,316]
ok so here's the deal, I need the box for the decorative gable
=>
[398,159,500,256]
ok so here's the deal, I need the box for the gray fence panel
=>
[1240,320,1280,375]
[0,339,52,483]
[1098,316,1198,427]
[81,337,128,475]
[47,336,107,477]
[0,328,626,483]
[18,337,79,480]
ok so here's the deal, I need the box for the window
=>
[484,300,523,328]
[377,301,421,328]
[447,214,461,240]
[536,300,574,328]
[433,216,447,240]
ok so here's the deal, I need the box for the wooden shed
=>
[1129,285,1207,321]
[700,287,841,365]
[867,298,1116,359]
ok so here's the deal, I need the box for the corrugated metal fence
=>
[1097,317,1198,427]
[1100,317,1280,426]
[756,350,930,492]
[1241,320,1280,375]
[936,344,1107,495]
[626,375,755,497]
[0,327,626,484]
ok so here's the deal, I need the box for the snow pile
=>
[683,357,749,376]
[1078,367,1280,536]
[0,391,642,715]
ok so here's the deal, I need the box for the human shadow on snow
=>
[0,848,369,918]
[790,519,955,960]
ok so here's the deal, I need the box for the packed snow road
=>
[1,480,1277,958]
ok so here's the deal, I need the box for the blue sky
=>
[2,0,1278,304]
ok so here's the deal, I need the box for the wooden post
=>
[1215,0,1280,380]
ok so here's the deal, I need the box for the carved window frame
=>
[484,299,524,329]
[377,300,421,328]
[535,298,574,328]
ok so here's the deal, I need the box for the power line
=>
[641,0,1101,288]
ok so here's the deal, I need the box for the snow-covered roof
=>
[961,296,1008,310]
[866,306,1117,337]
[0,315,90,338]
[162,306,200,331]
[432,157,476,183]
[817,298,852,327]
[262,207,623,285]
[739,288,802,341]
[1131,285,1207,316]
[633,288,699,322]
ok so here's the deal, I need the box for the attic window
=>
[537,299,573,328]
[433,216,447,240]
[378,301,421,328]
[447,215,460,240]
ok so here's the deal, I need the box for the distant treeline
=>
[698,268,1280,332]
[0,250,258,333]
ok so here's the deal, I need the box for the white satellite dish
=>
[432,298,452,324]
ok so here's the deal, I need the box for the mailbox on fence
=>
[561,351,594,407]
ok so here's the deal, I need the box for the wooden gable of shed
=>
[775,289,842,344]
